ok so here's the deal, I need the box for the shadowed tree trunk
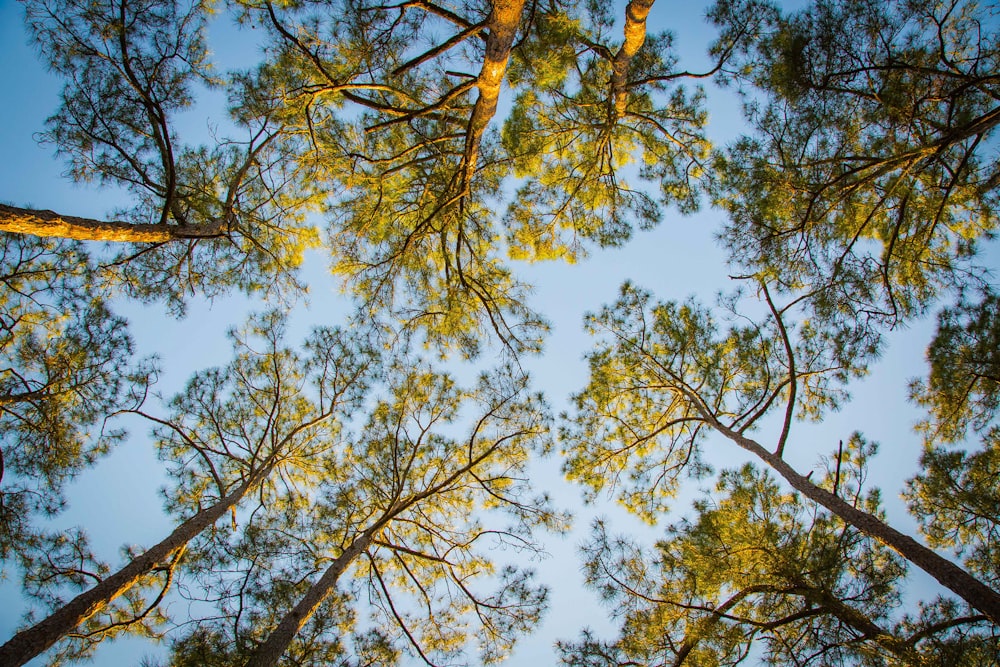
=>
[694,403,1000,625]
[243,526,380,667]
[0,464,273,667]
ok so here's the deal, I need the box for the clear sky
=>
[0,0,967,664]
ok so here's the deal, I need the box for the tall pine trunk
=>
[0,467,270,667]
[610,0,656,120]
[243,527,379,667]
[460,0,526,188]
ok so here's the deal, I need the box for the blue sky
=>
[0,0,969,664]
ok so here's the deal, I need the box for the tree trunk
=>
[610,0,656,120]
[0,204,226,243]
[706,417,1000,624]
[244,436,507,665]
[671,585,771,667]
[460,0,526,187]
[243,527,379,667]
[0,469,268,667]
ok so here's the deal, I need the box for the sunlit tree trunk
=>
[0,204,226,243]
[610,0,655,119]
[460,0,526,187]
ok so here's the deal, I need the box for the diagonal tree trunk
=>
[0,464,273,667]
[243,525,381,667]
[0,204,226,243]
[243,433,515,666]
[685,396,1000,625]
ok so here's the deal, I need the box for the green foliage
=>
[151,309,379,519]
[239,0,553,355]
[310,363,566,663]
[502,5,711,262]
[711,0,1000,332]
[8,1,1000,663]
[906,435,1000,585]
[505,3,582,90]
[911,290,1000,443]
[8,310,378,664]
[165,520,397,667]
[561,279,872,521]
[233,0,731,355]
[167,360,568,666]
[561,455,998,667]
[15,0,738,353]
[0,233,153,561]
[27,0,214,185]
[26,0,321,311]
[109,132,323,316]
[326,114,548,357]
[905,287,1000,589]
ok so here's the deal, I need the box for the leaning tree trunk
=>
[0,204,225,243]
[0,466,271,667]
[243,526,380,667]
[695,407,1000,624]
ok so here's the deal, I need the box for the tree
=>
[246,0,567,354]
[161,519,402,667]
[905,289,1000,590]
[238,0,744,354]
[561,278,1000,622]
[500,0,758,261]
[0,232,153,562]
[12,0,754,351]
[10,0,730,351]
[710,0,1000,331]
[559,447,999,666]
[557,0,1000,637]
[0,311,378,667]
[7,0,1000,664]
[910,289,1000,444]
[162,362,568,667]
[10,0,322,311]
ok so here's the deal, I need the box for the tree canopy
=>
[560,442,999,667]
[2,0,1000,665]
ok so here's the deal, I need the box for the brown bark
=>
[0,466,271,667]
[610,0,656,120]
[460,0,526,188]
[243,526,380,667]
[0,204,226,243]
[690,404,1000,624]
